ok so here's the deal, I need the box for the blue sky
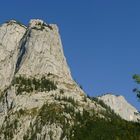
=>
[0,0,140,110]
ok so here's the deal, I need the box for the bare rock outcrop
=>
[98,94,140,122]
[0,20,26,90]
[16,19,72,82]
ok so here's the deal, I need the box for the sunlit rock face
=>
[98,94,140,122]
[0,19,72,92]
[16,19,72,82]
[0,20,26,90]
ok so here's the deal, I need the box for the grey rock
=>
[98,94,140,122]
[0,20,26,90]
[16,19,72,82]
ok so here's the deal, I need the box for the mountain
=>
[98,94,140,122]
[0,19,140,140]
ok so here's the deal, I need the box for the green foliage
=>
[31,22,46,31]
[0,116,19,140]
[133,74,140,84]
[89,96,122,119]
[22,99,140,140]
[0,91,4,102]
[12,76,57,95]
[54,96,78,106]
[71,116,140,140]
[133,74,140,99]
[17,108,38,117]
[60,89,64,94]
[39,103,64,125]
[23,103,70,139]
[69,97,140,140]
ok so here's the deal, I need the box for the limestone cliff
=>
[16,19,72,81]
[0,20,26,90]
[98,94,140,122]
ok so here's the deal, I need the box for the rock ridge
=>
[98,94,140,122]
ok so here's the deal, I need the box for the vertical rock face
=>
[16,19,72,81]
[0,19,72,89]
[98,94,140,122]
[0,21,26,90]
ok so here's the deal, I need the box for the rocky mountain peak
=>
[98,94,140,122]
[15,19,72,81]
[29,19,45,28]
[0,19,73,90]
[5,20,18,25]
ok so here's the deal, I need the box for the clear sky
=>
[0,0,140,110]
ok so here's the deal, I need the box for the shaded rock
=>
[0,20,26,90]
